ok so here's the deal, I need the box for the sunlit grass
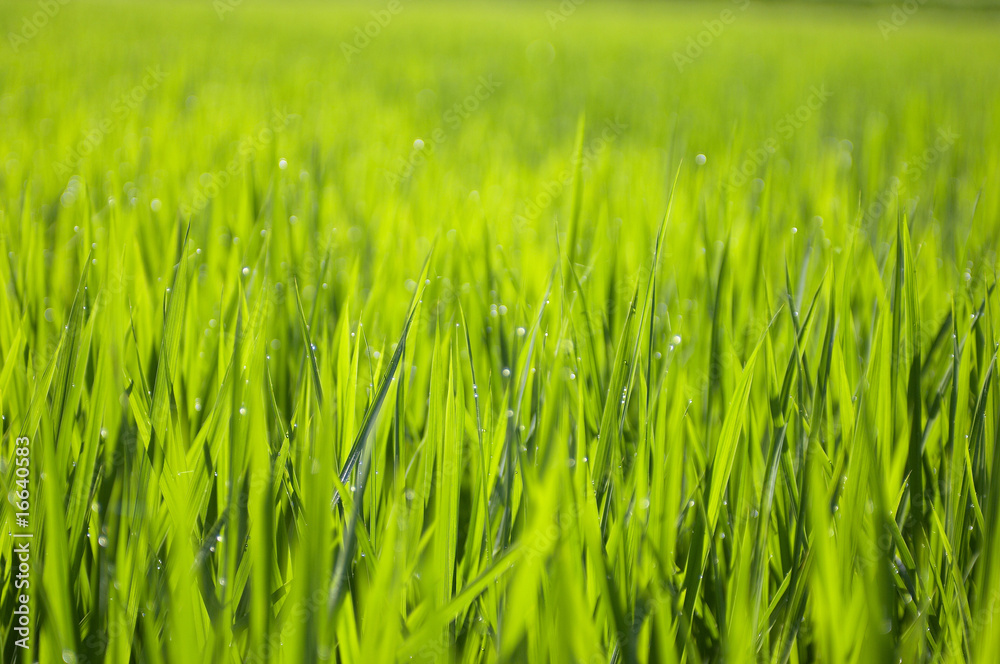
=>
[2,1,1000,662]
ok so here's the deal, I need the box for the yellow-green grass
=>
[2,1,1000,662]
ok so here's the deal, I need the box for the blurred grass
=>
[2,0,1000,663]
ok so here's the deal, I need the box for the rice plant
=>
[2,1,1000,663]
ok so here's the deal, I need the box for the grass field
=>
[2,0,1000,662]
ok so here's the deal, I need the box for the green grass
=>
[2,0,1000,662]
